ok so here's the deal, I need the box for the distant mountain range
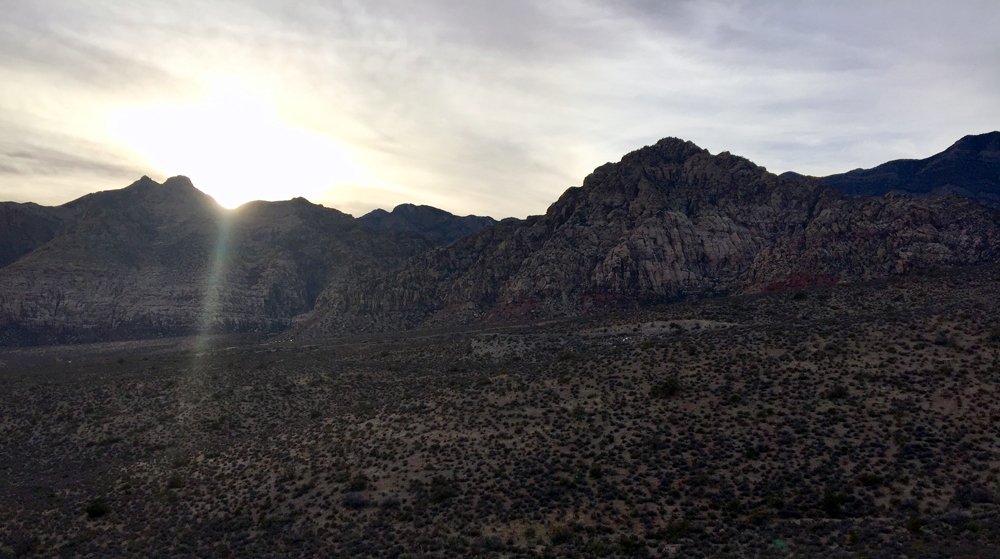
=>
[2,133,999,345]
[359,204,496,244]
[811,132,1000,208]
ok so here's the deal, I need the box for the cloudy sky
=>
[2,1,999,218]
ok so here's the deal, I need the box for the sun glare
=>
[107,81,364,208]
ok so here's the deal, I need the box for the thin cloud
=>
[1,1,998,217]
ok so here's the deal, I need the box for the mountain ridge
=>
[816,131,1000,208]
[359,203,497,244]
[2,135,1000,346]
[0,176,434,345]
[299,137,1000,335]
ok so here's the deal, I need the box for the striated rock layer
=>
[302,138,1000,335]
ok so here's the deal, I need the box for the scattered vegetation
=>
[2,263,999,556]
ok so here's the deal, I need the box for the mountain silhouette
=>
[817,131,1000,208]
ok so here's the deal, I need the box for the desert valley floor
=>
[2,265,1000,558]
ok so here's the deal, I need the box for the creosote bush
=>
[85,499,110,519]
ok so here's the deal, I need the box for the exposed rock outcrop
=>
[302,138,1000,335]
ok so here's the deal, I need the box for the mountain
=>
[3,135,1000,346]
[0,176,433,345]
[300,137,1000,335]
[818,131,1000,208]
[358,203,497,244]
[0,201,73,268]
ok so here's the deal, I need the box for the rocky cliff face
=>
[0,176,432,345]
[302,138,1000,335]
[358,204,497,244]
[818,131,1000,208]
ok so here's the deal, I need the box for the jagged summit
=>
[303,136,1000,335]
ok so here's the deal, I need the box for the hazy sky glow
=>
[2,1,999,217]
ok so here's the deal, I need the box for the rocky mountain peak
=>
[61,175,223,233]
[301,136,1000,335]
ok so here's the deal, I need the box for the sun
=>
[107,80,364,208]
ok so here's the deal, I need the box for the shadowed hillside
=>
[359,203,497,244]
[818,132,1000,208]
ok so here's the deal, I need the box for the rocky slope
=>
[0,176,432,345]
[0,202,73,268]
[359,203,497,244]
[817,131,1000,208]
[302,138,1000,335]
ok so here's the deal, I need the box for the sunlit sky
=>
[2,1,999,218]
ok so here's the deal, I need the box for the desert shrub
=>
[166,473,185,489]
[167,449,190,468]
[549,525,572,545]
[905,516,925,534]
[342,492,369,509]
[858,473,883,487]
[955,484,996,507]
[650,376,680,399]
[748,506,772,526]
[476,536,503,551]
[429,476,457,503]
[380,495,401,508]
[825,385,849,400]
[348,474,369,492]
[5,533,39,556]
[618,534,646,556]
[792,291,808,300]
[586,539,612,556]
[85,498,110,519]
[646,520,690,543]
[822,488,848,518]
[395,507,414,521]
